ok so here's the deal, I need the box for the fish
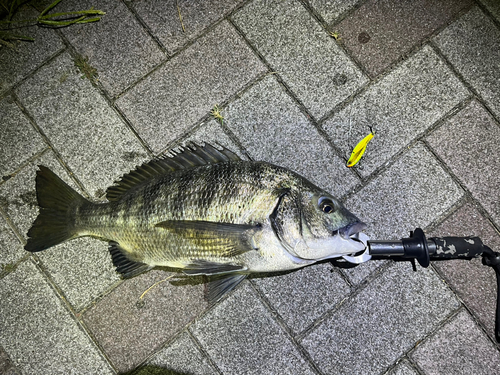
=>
[25,143,367,303]
[347,127,374,168]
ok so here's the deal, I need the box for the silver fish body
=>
[25,144,366,302]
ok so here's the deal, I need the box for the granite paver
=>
[434,6,500,118]
[232,0,368,120]
[83,270,207,373]
[387,360,419,375]
[411,310,500,375]
[251,263,351,335]
[134,331,218,375]
[481,0,500,21]
[191,282,315,375]
[0,96,45,176]
[57,0,165,97]
[116,20,266,153]
[15,52,148,196]
[301,262,460,375]
[0,215,24,270]
[0,6,64,96]
[322,45,469,177]
[224,74,360,196]
[429,201,500,341]
[309,0,361,24]
[335,0,472,77]
[426,100,500,226]
[0,261,114,374]
[131,0,246,55]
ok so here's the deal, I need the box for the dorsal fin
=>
[106,143,241,201]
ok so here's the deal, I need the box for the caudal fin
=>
[25,166,88,252]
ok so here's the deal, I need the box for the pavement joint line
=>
[422,138,500,233]
[475,0,500,30]
[246,278,324,375]
[324,0,370,27]
[381,356,423,375]
[10,92,93,199]
[429,39,500,128]
[186,328,225,375]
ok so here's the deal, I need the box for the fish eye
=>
[318,197,335,214]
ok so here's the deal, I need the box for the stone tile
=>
[134,331,217,375]
[480,0,500,21]
[426,100,500,226]
[116,20,266,153]
[322,45,469,178]
[0,6,64,95]
[0,215,24,270]
[56,0,165,97]
[0,96,45,177]
[0,261,113,374]
[340,259,385,285]
[37,237,120,312]
[224,75,360,196]
[346,144,463,240]
[232,0,368,120]
[411,310,500,375]
[83,269,207,373]
[131,0,246,54]
[0,150,80,240]
[434,6,500,118]
[336,0,472,77]
[301,262,460,375]
[252,263,351,335]
[387,359,419,375]
[191,282,315,375]
[15,52,148,197]
[429,201,500,341]
[309,0,362,24]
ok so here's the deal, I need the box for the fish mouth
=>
[337,221,367,242]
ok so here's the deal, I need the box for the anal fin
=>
[206,274,248,304]
[109,241,152,278]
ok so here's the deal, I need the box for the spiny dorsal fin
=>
[106,143,241,201]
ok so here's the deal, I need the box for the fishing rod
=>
[333,228,500,343]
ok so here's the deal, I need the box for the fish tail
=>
[25,166,88,252]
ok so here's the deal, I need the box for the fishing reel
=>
[334,228,500,343]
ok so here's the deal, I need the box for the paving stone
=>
[252,263,351,335]
[15,52,148,196]
[434,6,500,118]
[346,144,463,241]
[336,0,472,77]
[0,149,80,240]
[340,259,385,285]
[323,45,469,178]
[480,0,500,21]
[131,0,246,54]
[55,0,165,97]
[224,75,360,196]
[429,201,500,341]
[0,6,64,96]
[0,215,24,270]
[387,359,419,375]
[0,261,113,374]
[134,331,217,375]
[232,0,368,120]
[0,96,45,177]
[411,310,500,375]
[37,237,120,312]
[309,0,362,24]
[426,100,500,226]
[191,282,315,375]
[116,20,266,153]
[83,269,207,373]
[301,262,460,375]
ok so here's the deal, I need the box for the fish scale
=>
[25,143,367,303]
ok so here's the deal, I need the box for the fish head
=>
[289,190,367,261]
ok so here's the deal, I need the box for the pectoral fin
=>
[155,220,261,257]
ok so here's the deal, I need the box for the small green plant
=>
[1,0,105,48]
[210,104,225,126]
[74,54,98,81]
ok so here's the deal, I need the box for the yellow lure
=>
[346,129,374,168]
